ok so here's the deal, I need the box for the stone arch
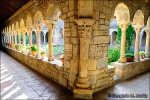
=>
[34,11,44,30]
[20,19,26,30]
[115,3,130,26]
[111,1,131,20]
[26,14,33,30]
[15,22,19,32]
[46,3,61,26]
[9,25,12,34]
[12,24,15,34]
[146,17,150,28]
[132,10,144,28]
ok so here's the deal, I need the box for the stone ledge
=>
[73,88,93,99]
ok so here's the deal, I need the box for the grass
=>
[41,44,64,55]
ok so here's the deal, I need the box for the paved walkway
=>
[1,51,149,100]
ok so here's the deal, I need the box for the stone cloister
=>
[0,0,150,99]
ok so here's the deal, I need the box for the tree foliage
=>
[116,24,134,52]
[126,24,134,52]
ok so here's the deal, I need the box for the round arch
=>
[132,10,144,28]
[115,3,130,26]
[46,3,61,26]
[26,14,33,30]
[34,11,44,30]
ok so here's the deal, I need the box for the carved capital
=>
[75,18,95,26]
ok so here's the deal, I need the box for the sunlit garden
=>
[108,24,147,64]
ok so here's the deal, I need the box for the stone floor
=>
[1,51,150,100]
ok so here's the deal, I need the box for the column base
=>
[73,88,93,99]
[28,50,32,55]
[48,56,54,61]
[134,57,140,61]
[118,57,126,63]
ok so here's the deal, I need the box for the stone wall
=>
[4,48,71,91]
[111,59,150,80]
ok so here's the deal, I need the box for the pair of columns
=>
[29,25,54,61]
[118,25,150,63]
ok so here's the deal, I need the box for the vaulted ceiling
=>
[0,0,29,26]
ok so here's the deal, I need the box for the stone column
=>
[22,33,26,46]
[11,35,14,44]
[5,35,7,43]
[118,24,128,63]
[145,30,150,57]
[28,29,32,55]
[9,34,11,43]
[74,19,94,99]
[14,34,17,44]
[134,28,141,61]
[36,30,41,58]
[3,36,5,43]
[139,33,143,51]
[48,27,54,61]
[18,32,21,46]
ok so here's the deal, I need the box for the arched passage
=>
[46,3,64,60]
[34,11,44,58]
[132,10,144,61]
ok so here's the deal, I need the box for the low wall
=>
[111,59,150,80]
[4,47,71,91]
[3,47,150,99]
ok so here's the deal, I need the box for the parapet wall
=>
[4,47,150,99]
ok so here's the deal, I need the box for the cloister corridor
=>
[1,51,149,99]
[0,0,150,99]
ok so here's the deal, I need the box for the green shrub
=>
[116,24,134,52]
[139,51,145,55]
[125,52,134,57]
[31,46,37,52]
[108,47,120,64]
[40,51,45,54]
[15,44,19,47]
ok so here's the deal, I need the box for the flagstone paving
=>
[1,51,149,100]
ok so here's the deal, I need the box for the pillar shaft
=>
[145,30,150,57]
[48,29,54,61]
[29,30,32,55]
[11,35,13,43]
[18,33,21,46]
[118,24,128,63]
[9,35,11,43]
[22,33,26,46]
[14,34,17,44]
[36,31,41,58]
[134,28,141,61]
